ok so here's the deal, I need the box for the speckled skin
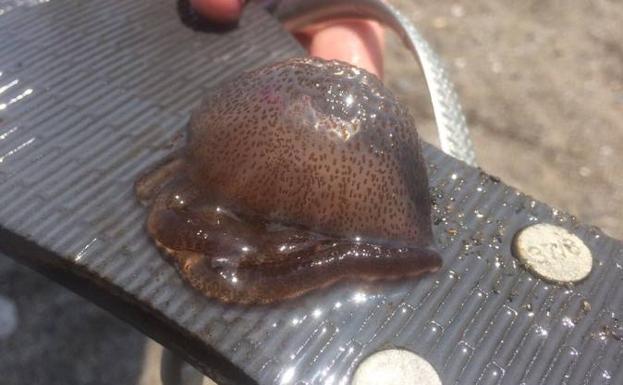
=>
[136,58,440,304]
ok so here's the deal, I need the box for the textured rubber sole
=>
[0,1,621,385]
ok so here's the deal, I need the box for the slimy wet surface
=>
[136,58,440,304]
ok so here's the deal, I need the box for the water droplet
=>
[561,316,575,328]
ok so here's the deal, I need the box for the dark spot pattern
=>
[136,58,440,304]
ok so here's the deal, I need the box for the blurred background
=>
[1,1,621,384]
[387,0,622,241]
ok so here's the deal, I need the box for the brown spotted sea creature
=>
[136,57,440,304]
